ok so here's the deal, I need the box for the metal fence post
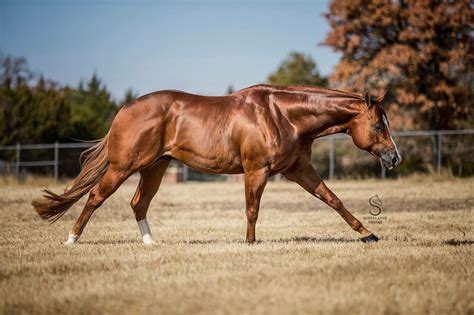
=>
[437,133,442,174]
[16,143,20,179]
[54,141,59,181]
[183,164,188,182]
[0,130,472,180]
[329,138,335,180]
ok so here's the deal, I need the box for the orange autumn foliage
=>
[323,0,473,130]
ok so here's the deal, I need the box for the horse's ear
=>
[364,92,372,107]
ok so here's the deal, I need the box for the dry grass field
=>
[0,176,473,314]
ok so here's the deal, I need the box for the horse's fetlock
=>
[351,220,363,232]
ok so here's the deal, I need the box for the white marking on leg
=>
[137,219,155,245]
[64,234,79,246]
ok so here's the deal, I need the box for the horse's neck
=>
[282,95,360,140]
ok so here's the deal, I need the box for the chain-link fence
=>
[312,130,474,179]
[0,130,473,181]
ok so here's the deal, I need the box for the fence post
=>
[54,141,59,181]
[329,138,335,180]
[437,133,442,174]
[381,164,386,179]
[16,143,21,179]
[182,164,188,182]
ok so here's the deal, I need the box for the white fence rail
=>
[0,130,473,181]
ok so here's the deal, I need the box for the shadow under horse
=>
[32,84,401,245]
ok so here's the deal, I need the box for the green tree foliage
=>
[226,84,235,95]
[267,52,328,87]
[122,88,138,105]
[67,74,117,140]
[323,0,473,130]
[0,55,118,144]
[21,77,71,143]
[0,56,33,144]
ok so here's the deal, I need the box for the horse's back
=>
[111,90,246,172]
[110,88,296,173]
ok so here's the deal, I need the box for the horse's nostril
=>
[392,156,399,165]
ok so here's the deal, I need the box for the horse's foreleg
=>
[65,166,131,245]
[283,164,378,242]
[244,168,269,243]
[130,160,170,245]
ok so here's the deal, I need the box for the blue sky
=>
[1,0,339,100]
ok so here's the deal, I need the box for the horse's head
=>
[347,93,402,169]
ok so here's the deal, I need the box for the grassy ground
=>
[0,176,473,314]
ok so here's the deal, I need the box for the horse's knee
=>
[327,196,343,210]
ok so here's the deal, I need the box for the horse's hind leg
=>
[130,159,170,245]
[65,166,131,245]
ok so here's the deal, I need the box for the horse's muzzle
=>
[379,150,402,170]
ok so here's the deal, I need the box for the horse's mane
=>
[235,84,364,100]
[236,84,388,122]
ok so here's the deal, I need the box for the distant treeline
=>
[0,56,137,145]
[1,1,472,146]
[0,51,329,146]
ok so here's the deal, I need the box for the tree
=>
[22,76,71,143]
[67,74,117,140]
[0,55,32,89]
[122,88,138,105]
[0,55,119,144]
[226,84,235,95]
[0,55,35,144]
[267,52,328,87]
[323,0,473,130]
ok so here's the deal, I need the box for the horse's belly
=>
[169,144,243,175]
[182,158,244,174]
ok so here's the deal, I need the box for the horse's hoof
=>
[360,233,379,243]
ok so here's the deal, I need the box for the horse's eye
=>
[374,124,383,133]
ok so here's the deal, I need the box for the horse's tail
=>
[32,132,110,222]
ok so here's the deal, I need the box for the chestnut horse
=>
[32,84,401,245]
